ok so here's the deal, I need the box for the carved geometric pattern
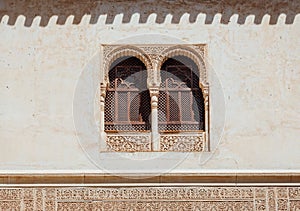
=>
[290,201,300,210]
[0,186,299,210]
[268,189,276,210]
[106,134,151,152]
[160,134,204,152]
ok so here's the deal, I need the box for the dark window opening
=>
[105,57,151,132]
[158,56,205,132]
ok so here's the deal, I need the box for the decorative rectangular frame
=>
[99,44,209,152]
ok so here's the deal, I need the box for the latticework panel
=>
[105,57,151,132]
[105,123,151,131]
[158,123,204,132]
[158,56,205,132]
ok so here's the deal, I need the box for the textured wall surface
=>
[0,0,300,173]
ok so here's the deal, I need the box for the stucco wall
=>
[0,0,299,173]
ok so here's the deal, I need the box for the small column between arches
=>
[149,87,160,151]
[99,83,107,151]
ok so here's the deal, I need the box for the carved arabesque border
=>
[100,44,209,152]
[0,186,298,210]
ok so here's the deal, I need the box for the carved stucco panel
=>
[160,134,205,152]
[106,134,151,152]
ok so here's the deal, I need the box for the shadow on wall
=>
[0,0,299,27]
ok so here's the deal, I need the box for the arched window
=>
[104,57,151,132]
[158,56,205,132]
[101,44,209,152]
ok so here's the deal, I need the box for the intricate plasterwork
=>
[0,186,298,210]
[158,45,207,85]
[106,133,151,152]
[102,45,153,87]
[160,134,204,152]
[101,44,207,87]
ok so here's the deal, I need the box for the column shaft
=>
[150,88,160,151]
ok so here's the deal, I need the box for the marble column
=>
[149,87,160,151]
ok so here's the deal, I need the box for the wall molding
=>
[1,173,300,184]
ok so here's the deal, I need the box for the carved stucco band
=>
[101,44,209,152]
[0,186,298,210]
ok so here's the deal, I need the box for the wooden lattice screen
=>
[158,57,205,132]
[105,57,151,132]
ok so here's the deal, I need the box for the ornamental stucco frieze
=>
[0,186,298,210]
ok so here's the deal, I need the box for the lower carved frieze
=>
[86,201,254,210]
[160,134,204,152]
[106,134,151,152]
[106,134,205,152]
[0,186,299,210]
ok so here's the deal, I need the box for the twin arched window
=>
[104,56,205,133]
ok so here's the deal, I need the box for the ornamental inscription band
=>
[0,186,298,210]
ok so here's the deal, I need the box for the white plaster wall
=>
[0,1,299,173]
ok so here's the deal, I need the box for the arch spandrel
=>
[102,45,153,86]
[157,45,208,86]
